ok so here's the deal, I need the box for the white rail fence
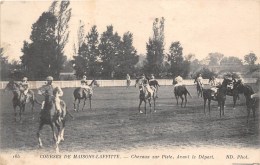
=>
[0,78,257,89]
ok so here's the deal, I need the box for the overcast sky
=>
[1,0,260,63]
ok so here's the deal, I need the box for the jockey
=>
[19,77,30,100]
[195,74,203,86]
[209,76,219,98]
[139,74,153,99]
[38,76,64,122]
[80,75,92,95]
[149,75,160,98]
[174,75,183,87]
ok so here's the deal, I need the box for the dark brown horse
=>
[4,80,40,121]
[203,78,232,117]
[37,88,70,153]
[226,81,243,109]
[138,84,156,114]
[73,79,99,111]
[174,85,192,107]
[236,81,258,122]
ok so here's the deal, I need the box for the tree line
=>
[0,1,259,81]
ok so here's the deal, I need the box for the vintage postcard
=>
[0,0,259,164]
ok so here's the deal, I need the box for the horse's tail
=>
[186,88,192,98]
[66,109,74,119]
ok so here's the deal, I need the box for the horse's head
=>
[89,79,99,87]
[172,79,177,85]
[4,80,19,92]
[222,77,232,88]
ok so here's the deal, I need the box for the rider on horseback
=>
[209,76,220,98]
[174,75,183,87]
[139,74,153,99]
[195,74,203,86]
[149,75,160,98]
[80,75,92,95]
[19,77,30,101]
[38,76,64,122]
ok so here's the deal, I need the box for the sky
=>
[1,0,260,63]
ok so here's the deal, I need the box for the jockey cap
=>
[46,76,54,81]
[22,77,28,81]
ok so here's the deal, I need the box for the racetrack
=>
[0,85,259,153]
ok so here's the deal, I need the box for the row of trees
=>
[72,25,139,79]
[1,1,259,80]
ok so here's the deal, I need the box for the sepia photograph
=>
[0,0,259,164]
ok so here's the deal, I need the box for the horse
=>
[4,80,40,121]
[172,80,192,107]
[202,78,232,117]
[174,85,192,107]
[226,80,243,109]
[37,88,70,153]
[194,79,203,97]
[73,79,99,111]
[138,84,156,114]
[236,81,258,122]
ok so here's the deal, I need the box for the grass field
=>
[0,85,259,153]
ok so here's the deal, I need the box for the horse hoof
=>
[139,111,143,114]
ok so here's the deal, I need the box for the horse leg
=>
[233,95,237,109]
[60,121,65,141]
[144,100,147,115]
[19,105,23,122]
[203,99,207,115]
[148,98,152,113]
[13,104,17,122]
[73,98,77,111]
[77,99,80,112]
[82,98,86,111]
[175,95,179,106]
[31,98,35,120]
[50,124,59,153]
[219,101,222,118]
[138,99,143,114]
[37,122,44,148]
[208,99,211,115]
[222,100,226,116]
[180,95,184,107]
[153,97,156,112]
[184,94,187,107]
[55,122,61,144]
[89,96,92,110]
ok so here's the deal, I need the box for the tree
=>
[114,32,139,78]
[99,25,122,79]
[21,12,58,80]
[207,52,224,65]
[49,0,72,78]
[244,52,257,65]
[220,56,243,66]
[167,41,189,78]
[0,47,9,80]
[144,17,165,76]
[73,25,101,78]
